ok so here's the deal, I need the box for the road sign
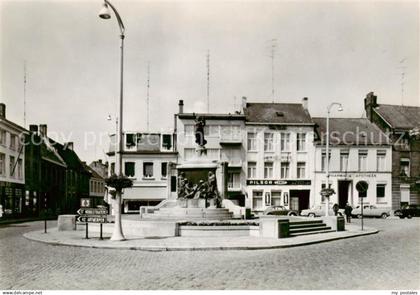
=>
[356,181,369,193]
[77,216,106,223]
[80,198,91,208]
[77,208,108,216]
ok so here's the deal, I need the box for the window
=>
[0,129,6,145]
[246,162,256,179]
[124,162,135,177]
[400,159,410,177]
[340,150,349,171]
[358,150,368,172]
[0,153,5,176]
[297,162,306,179]
[9,156,15,177]
[17,159,22,179]
[161,162,168,178]
[228,171,240,189]
[110,162,115,175]
[162,134,172,150]
[252,191,263,209]
[376,150,386,172]
[10,134,16,150]
[264,133,274,151]
[184,125,194,136]
[280,132,290,151]
[247,132,257,151]
[143,162,153,178]
[297,133,306,151]
[280,162,289,179]
[377,184,385,198]
[271,191,282,206]
[321,151,331,172]
[126,133,136,147]
[264,162,273,179]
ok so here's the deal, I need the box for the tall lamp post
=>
[325,102,343,216]
[99,0,126,241]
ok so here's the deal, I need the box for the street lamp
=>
[98,0,126,241]
[325,102,343,216]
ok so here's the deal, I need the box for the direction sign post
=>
[77,207,108,240]
[356,181,369,231]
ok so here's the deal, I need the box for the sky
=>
[1,0,419,163]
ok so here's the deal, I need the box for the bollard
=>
[100,223,103,240]
[85,222,89,239]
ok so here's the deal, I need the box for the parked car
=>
[351,205,390,219]
[263,206,299,216]
[394,204,420,219]
[300,205,343,217]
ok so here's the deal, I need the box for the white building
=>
[243,98,316,213]
[0,103,27,216]
[175,100,247,205]
[312,117,393,209]
[107,131,177,213]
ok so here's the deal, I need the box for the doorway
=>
[289,190,310,211]
[338,180,352,208]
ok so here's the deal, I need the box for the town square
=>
[0,0,419,293]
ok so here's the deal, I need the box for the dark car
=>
[394,205,420,219]
[263,206,298,216]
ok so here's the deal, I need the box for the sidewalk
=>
[23,224,378,251]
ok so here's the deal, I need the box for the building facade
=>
[0,103,27,217]
[365,92,420,208]
[312,117,393,209]
[107,131,177,213]
[243,98,316,213]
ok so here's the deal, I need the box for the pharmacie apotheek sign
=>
[246,180,311,185]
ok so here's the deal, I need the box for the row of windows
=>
[248,132,307,152]
[247,161,307,179]
[184,125,242,139]
[320,183,387,198]
[0,153,23,179]
[252,191,284,209]
[321,150,388,172]
[0,129,23,151]
[122,161,168,179]
[91,180,105,194]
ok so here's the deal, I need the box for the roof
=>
[0,117,29,133]
[313,117,390,146]
[244,103,313,124]
[83,163,103,180]
[178,113,245,121]
[373,104,420,130]
[52,141,90,174]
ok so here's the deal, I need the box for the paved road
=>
[0,218,419,290]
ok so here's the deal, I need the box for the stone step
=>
[289,229,335,237]
[289,220,323,226]
[289,225,331,234]
[289,223,327,229]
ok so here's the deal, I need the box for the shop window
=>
[271,191,282,206]
[124,162,135,177]
[143,162,153,178]
[265,192,271,206]
[377,184,385,198]
[252,191,263,210]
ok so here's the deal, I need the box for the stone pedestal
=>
[321,216,345,231]
[259,216,290,238]
[57,214,77,231]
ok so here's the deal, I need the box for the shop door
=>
[289,190,310,211]
[338,180,351,208]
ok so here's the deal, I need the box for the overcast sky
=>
[1,0,419,163]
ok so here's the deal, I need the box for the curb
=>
[23,228,379,252]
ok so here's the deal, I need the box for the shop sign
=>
[77,208,108,215]
[328,173,377,178]
[246,179,311,186]
[77,216,106,223]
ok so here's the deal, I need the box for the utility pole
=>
[267,39,277,103]
[398,58,406,106]
[206,50,210,113]
[23,61,27,128]
[146,61,150,132]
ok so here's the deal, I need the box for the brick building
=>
[364,92,420,209]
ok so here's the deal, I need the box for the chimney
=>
[65,142,74,151]
[0,103,5,118]
[302,97,308,110]
[29,124,38,134]
[39,124,47,136]
[178,100,184,114]
[241,96,247,112]
[364,92,378,121]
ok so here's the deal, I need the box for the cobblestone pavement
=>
[0,218,419,290]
